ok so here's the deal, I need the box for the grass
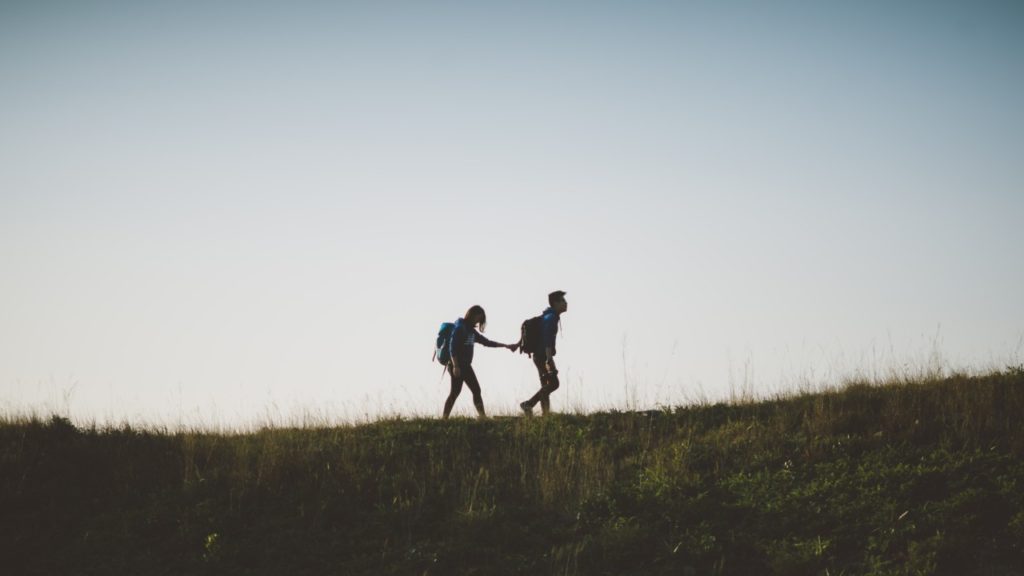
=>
[2,368,1024,575]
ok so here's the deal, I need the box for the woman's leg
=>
[443,364,464,419]
[461,365,486,417]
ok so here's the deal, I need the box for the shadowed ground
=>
[2,369,1023,575]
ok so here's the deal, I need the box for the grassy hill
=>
[3,369,1024,575]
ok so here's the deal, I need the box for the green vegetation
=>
[3,369,1024,575]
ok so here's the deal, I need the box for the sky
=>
[2,0,1022,426]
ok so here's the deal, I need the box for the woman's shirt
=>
[449,317,501,365]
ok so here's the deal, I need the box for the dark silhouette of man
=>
[520,290,567,416]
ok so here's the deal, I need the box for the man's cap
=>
[549,290,567,300]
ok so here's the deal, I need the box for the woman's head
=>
[464,305,487,332]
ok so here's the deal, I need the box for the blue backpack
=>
[434,322,456,366]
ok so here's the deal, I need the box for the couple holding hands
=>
[442,290,568,419]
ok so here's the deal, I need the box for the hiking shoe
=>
[519,401,534,417]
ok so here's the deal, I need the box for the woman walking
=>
[444,305,516,419]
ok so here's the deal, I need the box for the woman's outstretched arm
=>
[474,330,514,349]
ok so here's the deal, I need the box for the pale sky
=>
[2,0,1022,426]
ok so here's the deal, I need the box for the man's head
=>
[548,290,568,313]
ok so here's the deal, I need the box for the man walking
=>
[520,290,568,416]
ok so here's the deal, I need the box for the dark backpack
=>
[517,316,544,357]
[434,322,455,366]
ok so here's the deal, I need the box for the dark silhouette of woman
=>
[444,305,516,419]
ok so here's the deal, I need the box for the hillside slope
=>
[2,370,1023,575]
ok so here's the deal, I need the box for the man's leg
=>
[524,356,558,413]
[539,359,559,415]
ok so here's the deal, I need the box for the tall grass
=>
[2,368,1023,575]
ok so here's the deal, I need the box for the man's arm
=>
[542,314,558,359]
